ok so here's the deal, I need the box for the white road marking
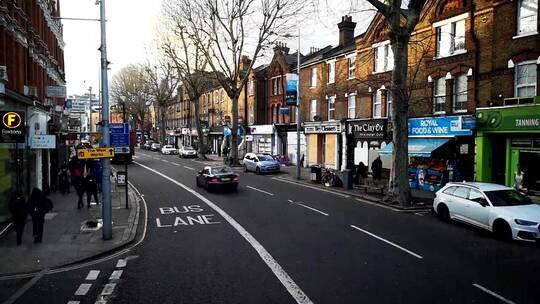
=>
[414,212,424,217]
[350,225,423,259]
[100,283,116,296]
[134,161,313,304]
[109,270,123,280]
[293,202,329,216]
[172,163,181,166]
[473,283,516,304]
[74,283,92,296]
[116,259,127,268]
[288,199,294,203]
[272,177,350,198]
[183,166,196,171]
[246,186,274,196]
[0,223,13,236]
[162,160,170,163]
[67,301,80,304]
[85,270,100,280]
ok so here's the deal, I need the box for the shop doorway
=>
[519,151,540,194]
[491,136,506,185]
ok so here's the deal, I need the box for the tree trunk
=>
[230,95,240,166]
[160,107,167,145]
[192,98,206,159]
[388,36,412,207]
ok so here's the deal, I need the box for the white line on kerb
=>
[294,202,329,216]
[85,270,100,280]
[246,185,274,196]
[183,166,195,171]
[473,283,516,304]
[134,161,313,304]
[350,225,423,259]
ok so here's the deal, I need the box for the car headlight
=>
[514,219,538,226]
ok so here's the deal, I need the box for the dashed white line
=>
[293,202,329,216]
[0,222,13,237]
[246,185,274,196]
[74,283,92,296]
[85,270,100,281]
[100,283,116,296]
[67,301,80,304]
[109,270,123,280]
[162,160,170,163]
[116,259,127,268]
[183,166,196,171]
[350,225,423,259]
[473,283,516,304]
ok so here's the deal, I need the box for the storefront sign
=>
[304,122,342,134]
[249,125,274,135]
[77,148,115,159]
[1,111,25,143]
[30,135,56,149]
[477,104,540,132]
[46,86,67,98]
[347,119,388,140]
[408,116,474,137]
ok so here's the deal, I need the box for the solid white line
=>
[294,202,329,216]
[109,270,123,280]
[473,283,516,304]
[183,166,195,171]
[74,283,92,296]
[246,185,274,196]
[116,259,127,268]
[272,177,350,198]
[350,225,423,259]
[0,223,13,237]
[85,270,100,280]
[100,283,116,296]
[134,161,313,304]
[67,301,80,304]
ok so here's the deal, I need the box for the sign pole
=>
[296,27,301,180]
[99,0,112,240]
[123,102,129,209]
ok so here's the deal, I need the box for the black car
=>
[196,166,239,191]
[143,140,154,150]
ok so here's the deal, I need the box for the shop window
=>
[433,78,446,114]
[248,80,255,96]
[453,75,467,113]
[272,77,281,96]
[310,99,317,121]
[348,95,356,119]
[348,56,356,79]
[327,61,336,84]
[374,42,394,73]
[515,61,537,97]
[435,16,466,58]
[328,96,336,120]
[311,67,317,87]
[373,90,382,118]
[518,0,538,35]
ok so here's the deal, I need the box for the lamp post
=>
[296,28,301,180]
[121,98,129,209]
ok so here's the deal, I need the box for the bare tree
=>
[164,0,310,165]
[110,64,150,132]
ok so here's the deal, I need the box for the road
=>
[1,148,539,304]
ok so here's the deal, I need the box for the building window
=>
[373,90,382,118]
[348,56,356,79]
[327,61,335,84]
[347,95,356,118]
[220,90,225,102]
[311,67,317,87]
[374,42,394,73]
[248,80,255,96]
[309,100,317,121]
[272,77,281,95]
[433,78,446,114]
[436,17,466,57]
[515,61,537,97]
[453,75,467,112]
[518,0,538,35]
[328,96,336,120]
[386,91,392,118]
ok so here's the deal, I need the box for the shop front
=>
[380,115,476,192]
[208,126,224,155]
[346,118,390,173]
[476,101,540,195]
[275,123,306,166]
[248,124,274,155]
[304,121,342,169]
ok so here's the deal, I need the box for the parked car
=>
[143,140,154,150]
[150,142,161,151]
[161,145,177,155]
[196,166,238,191]
[243,153,280,174]
[433,182,540,241]
[179,146,197,158]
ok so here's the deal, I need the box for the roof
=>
[322,43,356,59]
[446,182,512,191]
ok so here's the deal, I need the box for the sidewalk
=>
[0,184,140,276]
[278,166,434,211]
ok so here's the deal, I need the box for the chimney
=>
[309,47,320,55]
[338,15,356,46]
[240,55,252,70]
[273,41,290,54]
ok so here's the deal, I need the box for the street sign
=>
[0,111,25,143]
[46,86,67,98]
[114,146,130,154]
[30,135,56,149]
[77,148,115,159]
[285,73,298,106]
[110,123,129,147]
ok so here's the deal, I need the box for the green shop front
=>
[476,101,540,194]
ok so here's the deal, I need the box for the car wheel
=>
[256,167,261,175]
[436,204,450,222]
[493,219,513,241]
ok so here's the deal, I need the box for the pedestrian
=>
[84,161,99,208]
[355,161,368,184]
[8,190,27,245]
[371,156,383,180]
[26,188,53,243]
[94,160,103,193]
[58,164,71,194]
[300,154,305,168]
[70,156,85,209]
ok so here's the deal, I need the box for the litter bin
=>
[310,165,322,183]
[341,169,353,190]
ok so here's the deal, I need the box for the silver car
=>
[243,153,280,174]
[179,146,197,158]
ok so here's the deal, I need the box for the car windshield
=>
[257,155,274,161]
[184,146,194,150]
[484,190,533,207]
[164,145,173,148]
[211,167,233,175]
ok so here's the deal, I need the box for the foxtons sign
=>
[0,111,25,143]
[347,119,388,140]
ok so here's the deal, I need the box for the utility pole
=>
[122,101,129,209]
[296,28,301,180]
[99,0,112,240]
[88,86,93,132]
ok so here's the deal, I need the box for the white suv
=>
[433,182,540,241]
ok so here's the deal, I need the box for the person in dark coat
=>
[355,161,368,184]
[371,156,383,180]
[8,190,27,245]
[84,161,99,208]
[58,164,71,194]
[70,157,85,209]
[26,188,53,243]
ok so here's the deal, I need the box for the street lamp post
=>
[122,101,129,209]
[296,28,301,180]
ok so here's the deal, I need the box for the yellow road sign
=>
[77,148,115,159]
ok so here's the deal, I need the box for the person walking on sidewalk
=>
[84,160,100,208]
[8,190,27,245]
[27,188,53,243]
[70,156,85,209]
[371,156,383,181]
[58,164,71,194]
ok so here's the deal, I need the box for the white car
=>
[161,145,177,155]
[150,142,161,151]
[433,182,540,241]
[179,146,197,158]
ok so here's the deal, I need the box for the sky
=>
[60,0,375,96]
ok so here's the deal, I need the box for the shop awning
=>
[379,138,451,157]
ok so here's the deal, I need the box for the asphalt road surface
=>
[1,148,539,304]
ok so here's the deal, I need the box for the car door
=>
[449,186,470,221]
[464,189,491,229]
[245,154,254,171]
